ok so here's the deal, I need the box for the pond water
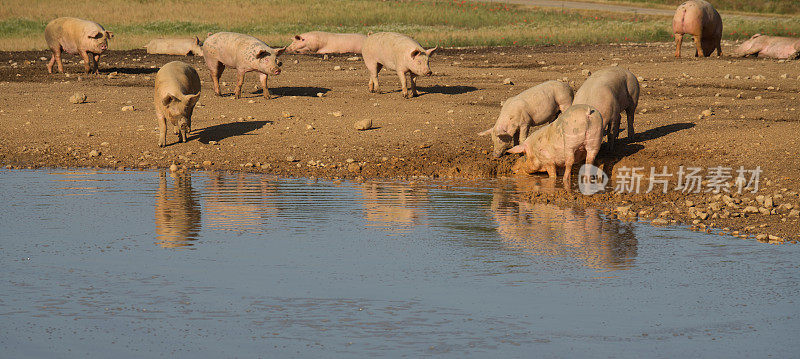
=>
[1,169,798,357]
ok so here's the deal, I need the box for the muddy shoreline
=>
[2,43,799,243]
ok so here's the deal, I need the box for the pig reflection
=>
[360,183,429,232]
[491,183,637,271]
[203,173,278,230]
[155,172,201,248]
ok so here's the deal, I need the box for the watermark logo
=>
[578,164,609,195]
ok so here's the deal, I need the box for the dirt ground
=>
[1,42,799,243]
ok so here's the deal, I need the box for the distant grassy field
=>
[1,0,799,50]
[613,0,800,15]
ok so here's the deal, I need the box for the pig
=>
[735,34,800,59]
[145,36,204,56]
[201,32,285,100]
[154,61,201,147]
[286,31,367,54]
[44,17,114,74]
[361,32,437,98]
[672,0,722,58]
[508,104,604,188]
[479,80,574,158]
[572,67,639,149]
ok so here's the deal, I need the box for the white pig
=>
[145,36,204,56]
[287,31,367,54]
[479,80,574,158]
[44,17,114,74]
[572,67,639,149]
[154,61,201,147]
[202,32,285,100]
[361,32,437,98]
[508,104,605,188]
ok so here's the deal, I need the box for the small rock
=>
[316,92,325,97]
[581,69,591,76]
[331,111,342,117]
[333,65,342,71]
[788,209,800,217]
[345,158,355,163]
[100,142,110,147]
[282,112,292,118]
[69,92,87,104]
[323,54,329,60]
[107,71,119,79]
[764,196,774,208]
[293,59,299,64]
[121,105,134,112]
[354,118,372,131]
[756,195,765,205]
[723,74,731,79]
[88,150,100,157]
[754,95,762,100]
[700,109,713,118]
[502,78,513,85]
[347,56,361,61]
[756,234,768,241]
[306,124,314,130]
[244,162,253,167]
[169,164,178,172]
[685,200,695,207]
[202,160,213,166]
[209,140,218,145]
[651,218,669,225]
[743,206,760,213]
[285,156,296,162]
[347,163,361,172]
[780,73,789,79]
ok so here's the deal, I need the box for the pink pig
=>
[479,80,574,158]
[361,32,437,98]
[202,32,285,100]
[672,0,722,57]
[735,34,800,59]
[508,104,604,188]
[572,67,639,150]
[286,31,367,54]
[44,17,114,74]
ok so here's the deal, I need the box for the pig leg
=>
[674,33,683,58]
[80,51,93,74]
[47,50,57,74]
[157,112,168,147]
[518,124,530,145]
[208,61,224,96]
[625,107,635,140]
[367,61,382,93]
[234,70,246,99]
[93,54,101,74]
[397,70,409,98]
[693,34,703,57]
[563,150,575,189]
[607,113,622,149]
[86,54,98,74]
[409,73,418,97]
[259,73,271,99]
[715,36,723,57]
[545,164,557,179]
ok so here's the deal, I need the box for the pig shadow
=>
[595,122,696,177]
[416,85,478,96]
[256,87,331,98]
[102,67,159,75]
[193,120,270,144]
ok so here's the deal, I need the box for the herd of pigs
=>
[39,0,800,186]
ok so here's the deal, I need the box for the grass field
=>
[1,0,799,50]
[614,0,800,15]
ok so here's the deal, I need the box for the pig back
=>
[363,32,423,71]
[204,32,268,68]
[45,17,104,53]
[156,61,201,97]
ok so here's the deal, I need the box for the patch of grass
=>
[0,0,799,50]
[611,0,800,15]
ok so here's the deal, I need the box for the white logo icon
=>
[578,164,608,195]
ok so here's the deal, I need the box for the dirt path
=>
[1,43,799,243]
[490,0,780,20]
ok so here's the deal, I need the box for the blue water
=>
[1,169,798,358]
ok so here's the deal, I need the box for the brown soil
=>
[1,43,799,243]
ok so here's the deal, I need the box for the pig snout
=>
[425,69,432,76]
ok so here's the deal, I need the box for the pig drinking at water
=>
[44,17,114,74]
[479,80,574,158]
[508,104,604,188]
[672,0,722,57]
[361,32,437,98]
[735,34,800,59]
[202,32,285,100]
[154,61,201,147]
[572,67,639,149]
[287,31,367,54]
[146,36,204,56]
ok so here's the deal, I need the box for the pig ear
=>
[294,35,303,41]
[507,145,526,154]
[256,50,269,59]
[478,127,493,136]
[185,93,200,104]
[410,49,421,58]
[106,31,114,39]
[425,47,438,56]
[88,30,102,39]
[194,36,200,44]
[274,47,286,56]
[162,95,178,107]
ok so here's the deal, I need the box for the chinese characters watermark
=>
[578,165,762,195]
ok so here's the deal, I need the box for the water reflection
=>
[203,172,278,231]
[492,179,638,271]
[359,182,429,232]
[154,171,201,248]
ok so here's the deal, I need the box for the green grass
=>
[611,0,800,15]
[1,0,799,50]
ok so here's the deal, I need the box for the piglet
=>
[202,32,285,100]
[508,104,604,188]
[44,17,113,74]
[479,80,574,157]
[287,31,367,54]
[672,0,722,57]
[154,61,201,147]
[146,36,204,56]
[572,67,639,149]
[361,32,437,98]
[735,34,800,59]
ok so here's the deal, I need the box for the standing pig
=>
[44,17,114,74]
[154,61,201,147]
[735,34,800,59]
[202,32,285,100]
[672,0,722,57]
[572,67,639,149]
[479,80,574,158]
[146,36,204,56]
[508,104,604,188]
[287,31,367,54]
[361,32,437,98]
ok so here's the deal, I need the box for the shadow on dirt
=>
[193,120,270,144]
[417,85,478,95]
[268,86,331,97]
[596,122,696,176]
[103,67,159,75]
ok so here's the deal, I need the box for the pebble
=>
[347,163,361,172]
[100,142,109,147]
[202,160,212,166]
[743,206,759,213]
[69,92,87,104]
[333,65,342,71]
[306,124,314,130]
[209,140,218,145]
[169,164,178,172]
[282,112,292,118]
[354,118,372,131]
[345,158,355,163]
[293,59,299,64]
[88,150,100,157]
[789,209,800,217]
[780,73,789,79]
[502,78,513,85]
[121,105,134,112]
[581,69,591,76]
[347,56,361,61]
[764,196,774,208]
[651,218,669,225]
[700,109,713,118]
[286,156,296,162]
[331,111,342,117]
[316,92,325,97]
